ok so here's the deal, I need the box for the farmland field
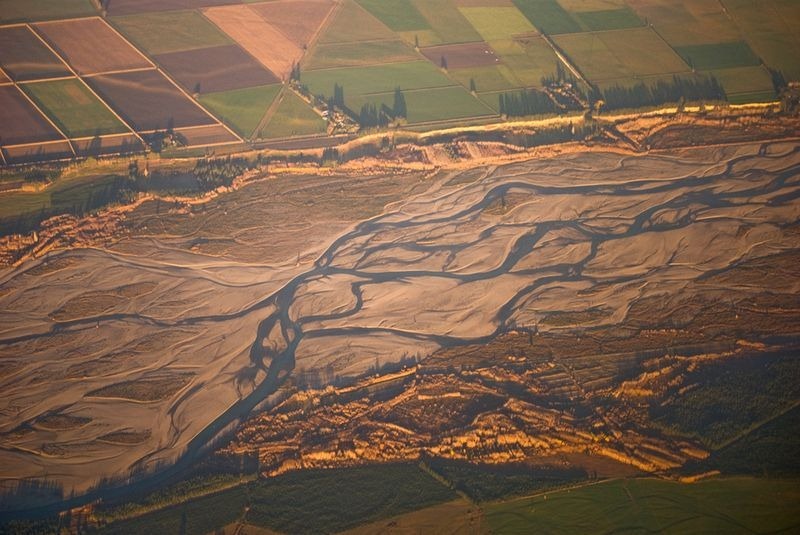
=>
[104,0,240,16]
[203,4,301,79]
[317,0,395,44]
[22,79,129,138]
[200,84,282,138]
[0,26,71,81]
[511,0,582,35]
[2,141,74,165]
[155,45,279,95]
[460,6,536,41]
[626,0,741,46]
[554,27,690,82]
[259,90,327,139]
[573,7,643,31]
[110,11,234,55]
[306,40,418,70]
[449,65,519,93]
[411,0,484,46]
[34,18,151,76]
[485,478,800,534]
[711,66,775,104]
[349,85,495,123]
[0,85,64,145]
[173,125,240,146]
[0,0,95,23]
[87,70,217,132]
[249,0,334,48]
[675,41,761,70]
[72,134,144,157]
[355,0,430,32]
[420,42,501,70]
[491,36,562,87]
[302,61,456,99]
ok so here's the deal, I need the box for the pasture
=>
[411,0,484,46]
[449,64,520,93]
[675,41,761,70]
[711,66,775,104]
[110,10,233,55]
[306,40,418,70]
[155,45,279,95]
[34,18,151,76]
[554,27,690,82]
[0,26,70,81]
[485,478,800,534]
[459,6,536,41]
[573,7,643,31]
[104,0,240,16]
[87,70,216,132]
[0,0,95,23]
[491,36,562,87]
[356,0,430,32]
[349,86,495,123]
[22,79,128,138]
[317,0,395,44]
[0,85,63,145]
[626,0,741,46]
[511,0,582,35]
[259,90,327,139]
[420,42,501,70]
[200,84,282,138]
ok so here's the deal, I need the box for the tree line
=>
[593,74,726,111]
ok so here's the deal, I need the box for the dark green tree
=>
[392,87,407,118]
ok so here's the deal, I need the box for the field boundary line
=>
[26,22,146,148]
[540,33,590,87]
[94,16,157,69]
[252,85,289,141]
[69,132,141,142]
[15,75,79,84]
[0,147,7,166]
[2,138,80,149]
[83,66,157,78]
[14,77,76,156]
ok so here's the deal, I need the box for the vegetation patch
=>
[259,90,327,139]
[675,41,761,70]
[460,6,536,41]
[306,40,418,70]
[111,10,233,55]
[511,0,581,35]
[0,26,70,81]
[355,0,430,32]
[574,7,643,31]
[0,0,95,23]
[22,79,128,138]
[349,86,495,124]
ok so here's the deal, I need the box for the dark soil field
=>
[154,45,279,94]
[0,85,63,145]
[0,69,10,83]
[174,125,240,146]
[72,134,144,157]
[104,0,240,16]
[421,42,501,69]
[0,26,70,81]
[250,0,334,48]
[87,70,217,132]
[34,17,151,75]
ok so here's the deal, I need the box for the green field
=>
[356,0,430,32]
[450,65,520,93]
[710,65,776,103]
[22,79,128,138]
[302,61,455,99]
[676,41,761,70]
[0,0,95,23]
[459,7,537,42]
[511,0,582,35]
[349,86,495,124]
[628,0,742,47]
[260,90,327,139]
[317,0,396,44]
[491,37,563,88]
[409,0,483,46]
[555,27,690,82]
[100,464,457,535]
[485,478,800,534]
[574,7,643,31]
[111,11,233,55]
[306,40,418,70]
[200,84,282,138]
[723,0,800,81]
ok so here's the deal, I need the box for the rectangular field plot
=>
[492,37,563,87]
[72,134,144,158]
[155,45,279,94]
[409,0,483,46]
[0,26,70,81]
[111,11,233,55]
[105,0,241,16]
[306,40,418,70]
[204,4,301,80]
[173,125,239,146]
[460,7,536,41]
[200,84,282,138]
[356,0,430,32]
[511,0,581,35]
[420,42,501,70]
[675,41,760,71]
[554,28,690,83]
[721,0,800,81]
[573,7,643,31]
[3,141,73,165]
[626,0,741,47]
[87,70,217,132]
[249,0,334,49]
[34,18,151,76]
[317,0,395,44]
[0,0,95,24]
[449,65,520,93]
[260,90,327,139]
[302,61,455,99]
[22,79,129,138]
[710,66,776,104]
[0,85,64,145]
[349,86,495,124]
